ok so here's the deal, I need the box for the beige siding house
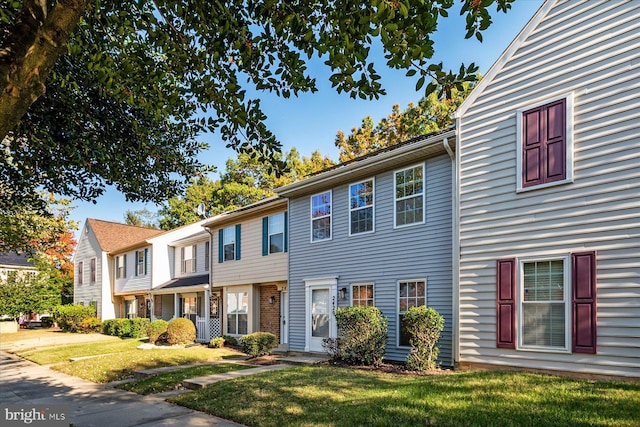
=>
[204,197,288,347]
[454,0,640,378]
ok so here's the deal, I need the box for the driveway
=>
[0,351,245,427]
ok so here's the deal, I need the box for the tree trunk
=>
[0,0,88,140]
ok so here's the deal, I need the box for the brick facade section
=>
[259,284,281,341]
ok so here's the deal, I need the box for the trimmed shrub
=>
[52,304,96,332]
[403,306,445,371]
[102,318,131,337]
[129,318,151,338]
[334,305,388,366]
[239,332,277,357]
[146,320,168,344]
[209,337,225,348]
[222,335,238,346]
[166,318,196,345]
[79,317,102,334]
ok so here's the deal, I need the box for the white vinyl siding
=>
[457,0,640,377]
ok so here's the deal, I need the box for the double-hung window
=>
[351,283,374,306]
[264,213,286,254]
[395,164,425,227]
[349,179,374,235]
[218,225,241,263]
[134,250,147,276]
[398,279,426,346]
[181,245,197,273]
[227,291,249,335]
[116,255,126,279]
[204,242,210,271]
[517,95,573,191]
[311,191,331,241]
[77,261,84,285]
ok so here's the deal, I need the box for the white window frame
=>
[204,241,210,271]
[397,278,427,348]
[349,178,375,236]
[225,287,251,336]
[517,255,571,353]
[516,92,574,192]
[116,255,126,279]
[351,282,374,307]
[269,212,285,254]
[181,244,197,274]
[310,190,332,242]
[394,163,425,228]
[223,226,236,262]
[136,251,145,276]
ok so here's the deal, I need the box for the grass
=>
[18,338,144,364]
[116,363,255,395]
[169,366,640,427]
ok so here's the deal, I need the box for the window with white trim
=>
[77,261,84,284]
[181,245,197,273]
[204,242,210,271]
[394,164,424,227]
[520,257,570,351]
[311,191,331,241]
[351,283,374,306]
[223,227,236,261]
[398,279,426,346]
[116,255,126,279]
[90,258,97,283]
[349,179,374,235]
[135,250,146,276]
[227,291,249,335]
[269,213,285,253]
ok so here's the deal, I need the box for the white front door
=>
[305,278,337,352]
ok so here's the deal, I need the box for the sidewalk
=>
[0,351,246,427]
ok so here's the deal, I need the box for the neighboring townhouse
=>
[277,130,456,364]
[148,222,214,343]
[0,252,37,283]
[454,0,640,378]
[73,219,163,319]
[204,197,289,348]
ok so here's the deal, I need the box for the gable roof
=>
[454,0,552,118]
[0,252,35,269]
[86,219,164,252]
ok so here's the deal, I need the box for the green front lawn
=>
[19,338,144,364]
[116,363,255,395]
[169,366,640,427]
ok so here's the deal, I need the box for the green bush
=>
[239,332,277,357]
[146,319,168,344]
[403,306,445,371]
[102,318,131,337]
[129,318,151,338]
[209,337,225,348]
[52,304,96,332]
[79,317,102,334]
[166,318,196,345]
[222,335,238,346]
[334,305,388,366]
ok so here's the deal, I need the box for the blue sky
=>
[68,1,543,233]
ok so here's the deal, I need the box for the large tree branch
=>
[0,0,88,140]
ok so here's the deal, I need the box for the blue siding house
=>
[277,129,456,364]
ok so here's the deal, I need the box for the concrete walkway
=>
[0,351,245,427]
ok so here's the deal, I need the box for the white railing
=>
[196,316,207,343]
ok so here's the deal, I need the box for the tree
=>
[335,83,473,162]
[158,148,335,228]
[124,209,159,229]
[1,0,514,209]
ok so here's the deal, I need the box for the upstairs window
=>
[116,255,126,279]
[218,225,241,263]
[134,249,148,276]
[205,242,210,271]
[181,245,197,273]
[77,261,84,285]
[349,179,374,235]
[263,212,288,255]
[395,165,425,227]
[517,95,573,191]
[311,191,331,242]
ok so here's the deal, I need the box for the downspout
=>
[205,227,215,340]
[451,122,461,368]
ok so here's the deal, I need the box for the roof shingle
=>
[86,219,164,252]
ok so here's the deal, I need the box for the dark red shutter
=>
[522,99,566,187]
[572,251,597,354]
[496,258,516,349]
[523,109,543,187]
[544,99,566,182]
